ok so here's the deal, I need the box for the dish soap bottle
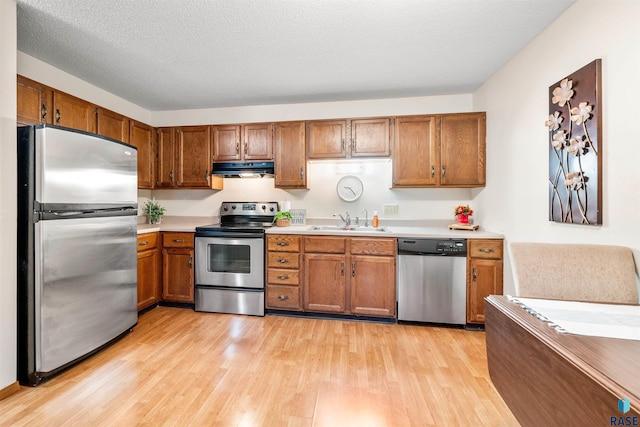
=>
[372,211,379,228]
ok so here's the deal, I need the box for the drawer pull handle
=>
[277,242,290,246]
[173,239,184,243]
[479,248,495,253]
[189,256,193,269]
[472,267,477,281]
[138,241,149,246]
[277,295,289,301]
[277,258,289,263]
[340,262,344,276]
[352,262,356,277]
[277,275,290,280]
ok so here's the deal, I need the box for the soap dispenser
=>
[372,211,379,228]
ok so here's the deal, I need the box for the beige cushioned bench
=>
[509,242,639,304]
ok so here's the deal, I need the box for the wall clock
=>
[336,175,364,202]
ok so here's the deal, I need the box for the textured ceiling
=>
[17,0,575,111]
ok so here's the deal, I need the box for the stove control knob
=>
[223,206,229,212]
[269,207,275,212]
[261,205,266,211]
[231,205,236,210]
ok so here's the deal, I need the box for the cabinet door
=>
[176,126,212,188]
[156,127,176,188]
[52,90,96,133]
[467,258,503,323]
[17,75,50,125]
[213,125,241,161]
[392,115,439,187]
[137,248,160,311]
[96,108,129,143]
[304,254,346,313]
[350,255,396,317]
[274,121,307,188]
[129,120,155,189]
[243,123,274,160]
[306,120,347,159]
[440,113,486,187]
[162,248,194,303]
[350,118,390,157]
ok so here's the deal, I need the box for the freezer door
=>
[35,215,137,374]
[35,126,137,205]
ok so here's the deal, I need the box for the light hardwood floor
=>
[0,307,519,426]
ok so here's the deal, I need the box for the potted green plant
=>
[273,211,293,227]
[144,199,165,224]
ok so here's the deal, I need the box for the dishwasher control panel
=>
[398,238,467,256]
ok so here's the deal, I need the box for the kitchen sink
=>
[308,225,390,233]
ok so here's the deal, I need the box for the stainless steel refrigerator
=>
[17,125,138,386]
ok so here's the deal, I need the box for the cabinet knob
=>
[277,295,289,301]
[41,104,47,121]
[441,165,446,178]
[431,165,435,178]
[55,108,61,124]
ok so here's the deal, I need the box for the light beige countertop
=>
[136,216,216,234]
[137,217,503,239]
[266,219,503,239]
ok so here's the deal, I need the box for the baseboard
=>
[0,381,20,401]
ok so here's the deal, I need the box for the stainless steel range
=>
[194,202,278,316]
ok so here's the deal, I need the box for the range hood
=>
[212,161,275,178]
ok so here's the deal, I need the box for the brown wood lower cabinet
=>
[137,232,160,311]
[303,236,396,317]
[266,235,302,310]
[467,239,504,323]
[161,232,195,303]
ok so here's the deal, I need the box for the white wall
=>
[147,160,473,222]
[473,0,640,295]
[0,0,17,391]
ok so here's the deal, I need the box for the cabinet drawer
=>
[351,237,396,256]
[267,252,300,269]
[266,285,301,310]
[268,268,300,285]
[469,239,503,259]
[163,232,194,248]
[304,236,346,253]
[137,232,158,252]
[267,235,300,252]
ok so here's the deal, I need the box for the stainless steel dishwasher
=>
[397,238,467,325]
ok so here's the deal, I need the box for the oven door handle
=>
[195,232,264,239]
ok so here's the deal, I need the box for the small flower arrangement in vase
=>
[144,199,165,224]
[454,205,473,224]
[273,211,293,227]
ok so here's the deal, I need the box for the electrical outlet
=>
[383,204,399,215]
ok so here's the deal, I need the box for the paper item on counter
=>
[508,296,640,341]
[290,209,306,225]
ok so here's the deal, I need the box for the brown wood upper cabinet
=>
[157,126,222,190]
[17,75,51,125]
[52,90,97,133]
[274,121,307,189]
[129,120,155,189]
[213,123,274,162]
[307,118,390,159]
[392,112,486,188]
[96,107,129,143]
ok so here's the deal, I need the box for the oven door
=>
[195,236,264,289]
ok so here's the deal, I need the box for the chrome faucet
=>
[361,208,369,227]
[333,211,351,227]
